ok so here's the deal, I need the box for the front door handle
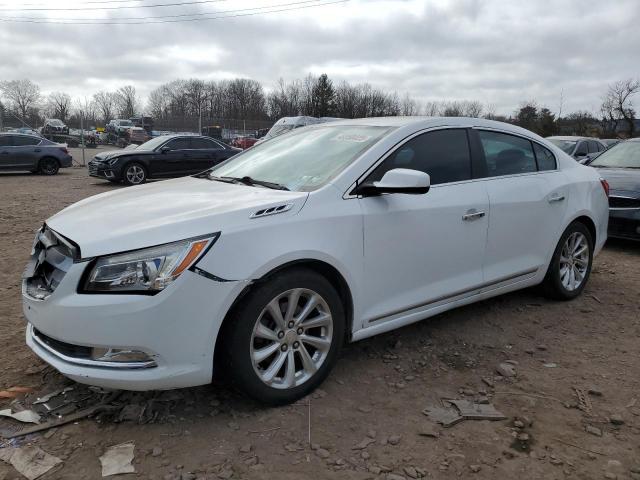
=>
[548,194,566,203]
[462,209,486,221]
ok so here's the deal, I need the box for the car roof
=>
[547,135,600,141]
[316,116,551,138]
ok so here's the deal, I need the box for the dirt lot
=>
[1,164,639,480]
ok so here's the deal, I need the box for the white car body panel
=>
[23,117,608,390]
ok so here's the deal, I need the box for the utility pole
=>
[80,114,86,166]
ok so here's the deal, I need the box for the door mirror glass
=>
[359,168,430,196]
[160,146,171,153]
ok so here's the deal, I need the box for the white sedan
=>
[23,117,609,404]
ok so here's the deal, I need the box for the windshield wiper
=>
[220,176,290,191]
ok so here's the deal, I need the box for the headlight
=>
[83,234,218,293]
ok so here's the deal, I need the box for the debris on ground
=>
[0,408,40,424]
[0,387,34,400]
[574,387,593,415]
[99,442,135,477]
[423,399,506,427]
[496,363,517,377]
[0,445,62,480]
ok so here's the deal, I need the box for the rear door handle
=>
[462,209,486,221]
[548,194,565,203]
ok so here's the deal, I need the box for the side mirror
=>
[160,146,171,154]
[357,168,431,196]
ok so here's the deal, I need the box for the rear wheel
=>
[122,162,147,186]
[222,268,345,405]
[541,222,593,300]
[39,157,59,175]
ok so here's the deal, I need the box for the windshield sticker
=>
[331,134,371,143]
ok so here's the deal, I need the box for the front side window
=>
[587,141,600,154]
[165,138,191,150]
[367,129,472,185]
[211,125,390,192]
[478,130,536,177]
[533,143,557,171]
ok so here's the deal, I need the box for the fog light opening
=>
[91,348,156,365]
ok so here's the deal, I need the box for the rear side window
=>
[533,143,557,171]
[13,135,41,146]
[191,138,218,149]
[477,130,536,176]
[368,129,472,185]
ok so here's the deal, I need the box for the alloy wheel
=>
[250,288,333,389]
[125,165,145,184]
[40,159,58,175]
[559,232,589,291]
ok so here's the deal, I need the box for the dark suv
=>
[88,134,241,185]
[0,133,72,175]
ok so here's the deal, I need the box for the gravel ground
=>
[0,166,639,480]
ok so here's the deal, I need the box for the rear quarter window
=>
[533,143,557,171]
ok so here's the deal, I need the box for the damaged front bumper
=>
[87,161,118,180]
[23,231,244,390]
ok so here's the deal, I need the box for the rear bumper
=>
[59,155,73,168]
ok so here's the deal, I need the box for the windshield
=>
[119,120,133,126]
[590,141,640,168]
[264,124,295,140]
[137,136,170,150]
[548,139,576,154]
[210,125,391,191]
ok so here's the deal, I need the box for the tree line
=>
[0,74,638,137]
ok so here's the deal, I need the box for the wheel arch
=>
[567,213,597,246]
[213,258,355,378]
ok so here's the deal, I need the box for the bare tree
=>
[400,93,419,116]
[46,92,72,122]
[73,97,96,126]
[93,91,118,125]
[115,85,139,118]
[601,79,640,137]
[0,79,40,120]
[463,100,483,118]
[422,101,441,116]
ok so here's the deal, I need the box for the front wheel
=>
[223,269,345,405]
[122,162,147,186]
[541,222,593,300]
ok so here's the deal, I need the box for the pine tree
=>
[311,74,336,117]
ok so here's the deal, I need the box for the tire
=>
[541,221,593,300]
[222,268,346,405]
[38,157,59,176]
[122,162,147,186]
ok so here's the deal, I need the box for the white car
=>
[23,117,609,404]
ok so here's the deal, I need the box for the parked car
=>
[23,117,608,404]
[255,116,340,144]
[87,134,241,185]
[42,119,69,135]
[547,136,607,163]
[600,139,621,149]
[230,136,258,149]
[127,127,150,145]
[105,119,134,138]
[588,138,640,240]
[0,133,72,175]
[129,116,154,133]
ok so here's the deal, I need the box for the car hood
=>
[594,167,640,197]
[47,176,309,258]
[94,149,149,161]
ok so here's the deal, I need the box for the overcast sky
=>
[0,0,638,115]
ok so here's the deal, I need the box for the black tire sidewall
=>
[39,158,59,175]
[544,222,593,300]
[224,268,346,405]
[122,162,146,185]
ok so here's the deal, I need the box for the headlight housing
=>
[83,234,218,294]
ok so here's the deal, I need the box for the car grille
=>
[33,328,92,359]
[23,226,77,300]
[88,164,98,175]
[609,196,640,209]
